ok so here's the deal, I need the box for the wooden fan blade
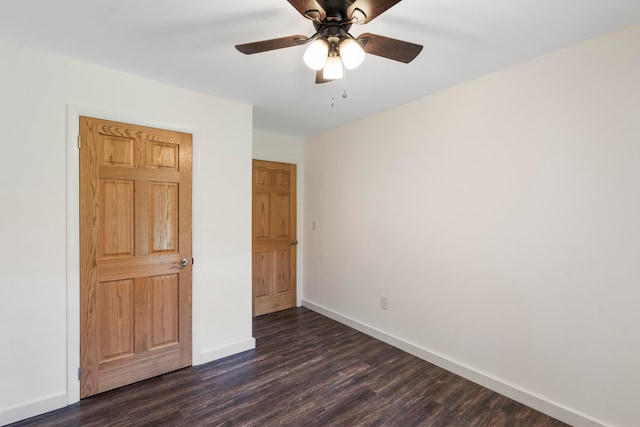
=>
[287,0,326,21]
[358,32,423,63]
[315,70,332,84]
[235,35,309,54]
[349,0,402,24]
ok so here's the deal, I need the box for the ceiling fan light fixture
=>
[323,55,344,80]
[235,0,424,85]
[339,38,365,70]
[303,38,329,70]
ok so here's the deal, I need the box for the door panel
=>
[149,182,179,253]
[252,160,297,316]
[272,193,291,237]
[80,117,192,398]
[99,179,135,258]
[275,250,291,293]
[148,274,180,348]
[98,279,135,361]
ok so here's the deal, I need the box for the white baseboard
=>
[301,299,607,427]
[0,392,67,426]
[1,338,256,426]
[199,337,256,365]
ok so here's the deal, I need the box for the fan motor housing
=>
[314,21,351,38]
[318,0,356,21]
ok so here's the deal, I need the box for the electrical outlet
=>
[380,296,388,310]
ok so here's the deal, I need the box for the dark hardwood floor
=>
[11,307,568,426]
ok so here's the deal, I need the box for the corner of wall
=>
[199,338,257,365]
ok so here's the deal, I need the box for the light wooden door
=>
[252,160,297,316]
[80,117,192,398]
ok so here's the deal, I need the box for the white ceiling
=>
[1,0,640,137]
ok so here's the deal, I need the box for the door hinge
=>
[78,367,81,381]
[192,258,194,265]
[77,134,81,149]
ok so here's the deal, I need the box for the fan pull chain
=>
[329,67,348,107]
[342,69,348,99]
[331,79,335,107]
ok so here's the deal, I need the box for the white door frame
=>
[66,105,200,404]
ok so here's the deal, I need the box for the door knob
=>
[180,258,190,266]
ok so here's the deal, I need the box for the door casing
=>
[66,105,200,404]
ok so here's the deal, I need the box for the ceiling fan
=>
[235,0,423,83]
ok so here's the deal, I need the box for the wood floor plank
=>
[10,307,569,426]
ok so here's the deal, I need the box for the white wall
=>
[253,130,304,163]
[0,41,254,425]
[253,130,305,306]
[303,23,640,427]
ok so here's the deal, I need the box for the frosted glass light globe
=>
[323,55,344,80]
[303,39,329,70]
[339,38,365,70]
